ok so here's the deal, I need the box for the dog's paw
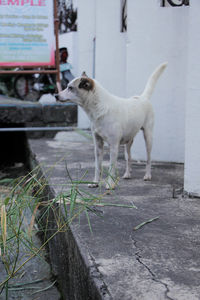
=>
[143,174,151,181]
[105,179,118,190]
[122,172,131,179]
[88,182,99,188]
[105,182,116,190]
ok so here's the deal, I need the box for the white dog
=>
[56,62,167,189]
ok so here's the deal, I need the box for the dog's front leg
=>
[88,132,104,188]
[106,144,119,190]
[123,139,133,179]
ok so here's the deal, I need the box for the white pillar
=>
[184,1,200,196]
[77,0,96,128]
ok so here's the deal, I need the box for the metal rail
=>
[0,127,76,132]
[0,70,59,75]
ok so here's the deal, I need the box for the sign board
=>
[0,0,55,66]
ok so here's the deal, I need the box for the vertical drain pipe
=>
[92,37,96,79]
[92,0,96,79]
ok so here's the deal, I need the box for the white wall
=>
[127,0,188,163]
[95,0,127,97]
[76,0,188,163]
[184,0,200,196]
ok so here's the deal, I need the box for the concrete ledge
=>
[28,131,200,300]
[0,95,77,125]
[28,150,111,300]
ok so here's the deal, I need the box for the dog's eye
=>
[68,86,73,91]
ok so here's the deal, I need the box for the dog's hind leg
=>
[123,139,133,179]
[88,132,104,188]
[143,127,153,181]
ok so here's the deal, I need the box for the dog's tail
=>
[141,62,167,100]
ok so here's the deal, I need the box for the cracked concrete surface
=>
[132,237,173,300]
[28,131,200,300]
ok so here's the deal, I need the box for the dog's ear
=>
[81,71,88,77]
[78,78,94,91]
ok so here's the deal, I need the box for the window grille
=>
[161,0,189,6]
[57,0,77,34]
[121,0,127,32]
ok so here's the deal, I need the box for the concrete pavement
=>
[28,130,200,300]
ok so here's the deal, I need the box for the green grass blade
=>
[84,209,93,234]
[133,216,159,231]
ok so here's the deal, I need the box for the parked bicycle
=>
[0,47,74,101]
[15,72,56,101]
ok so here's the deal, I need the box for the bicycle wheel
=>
[14,75,41,101]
